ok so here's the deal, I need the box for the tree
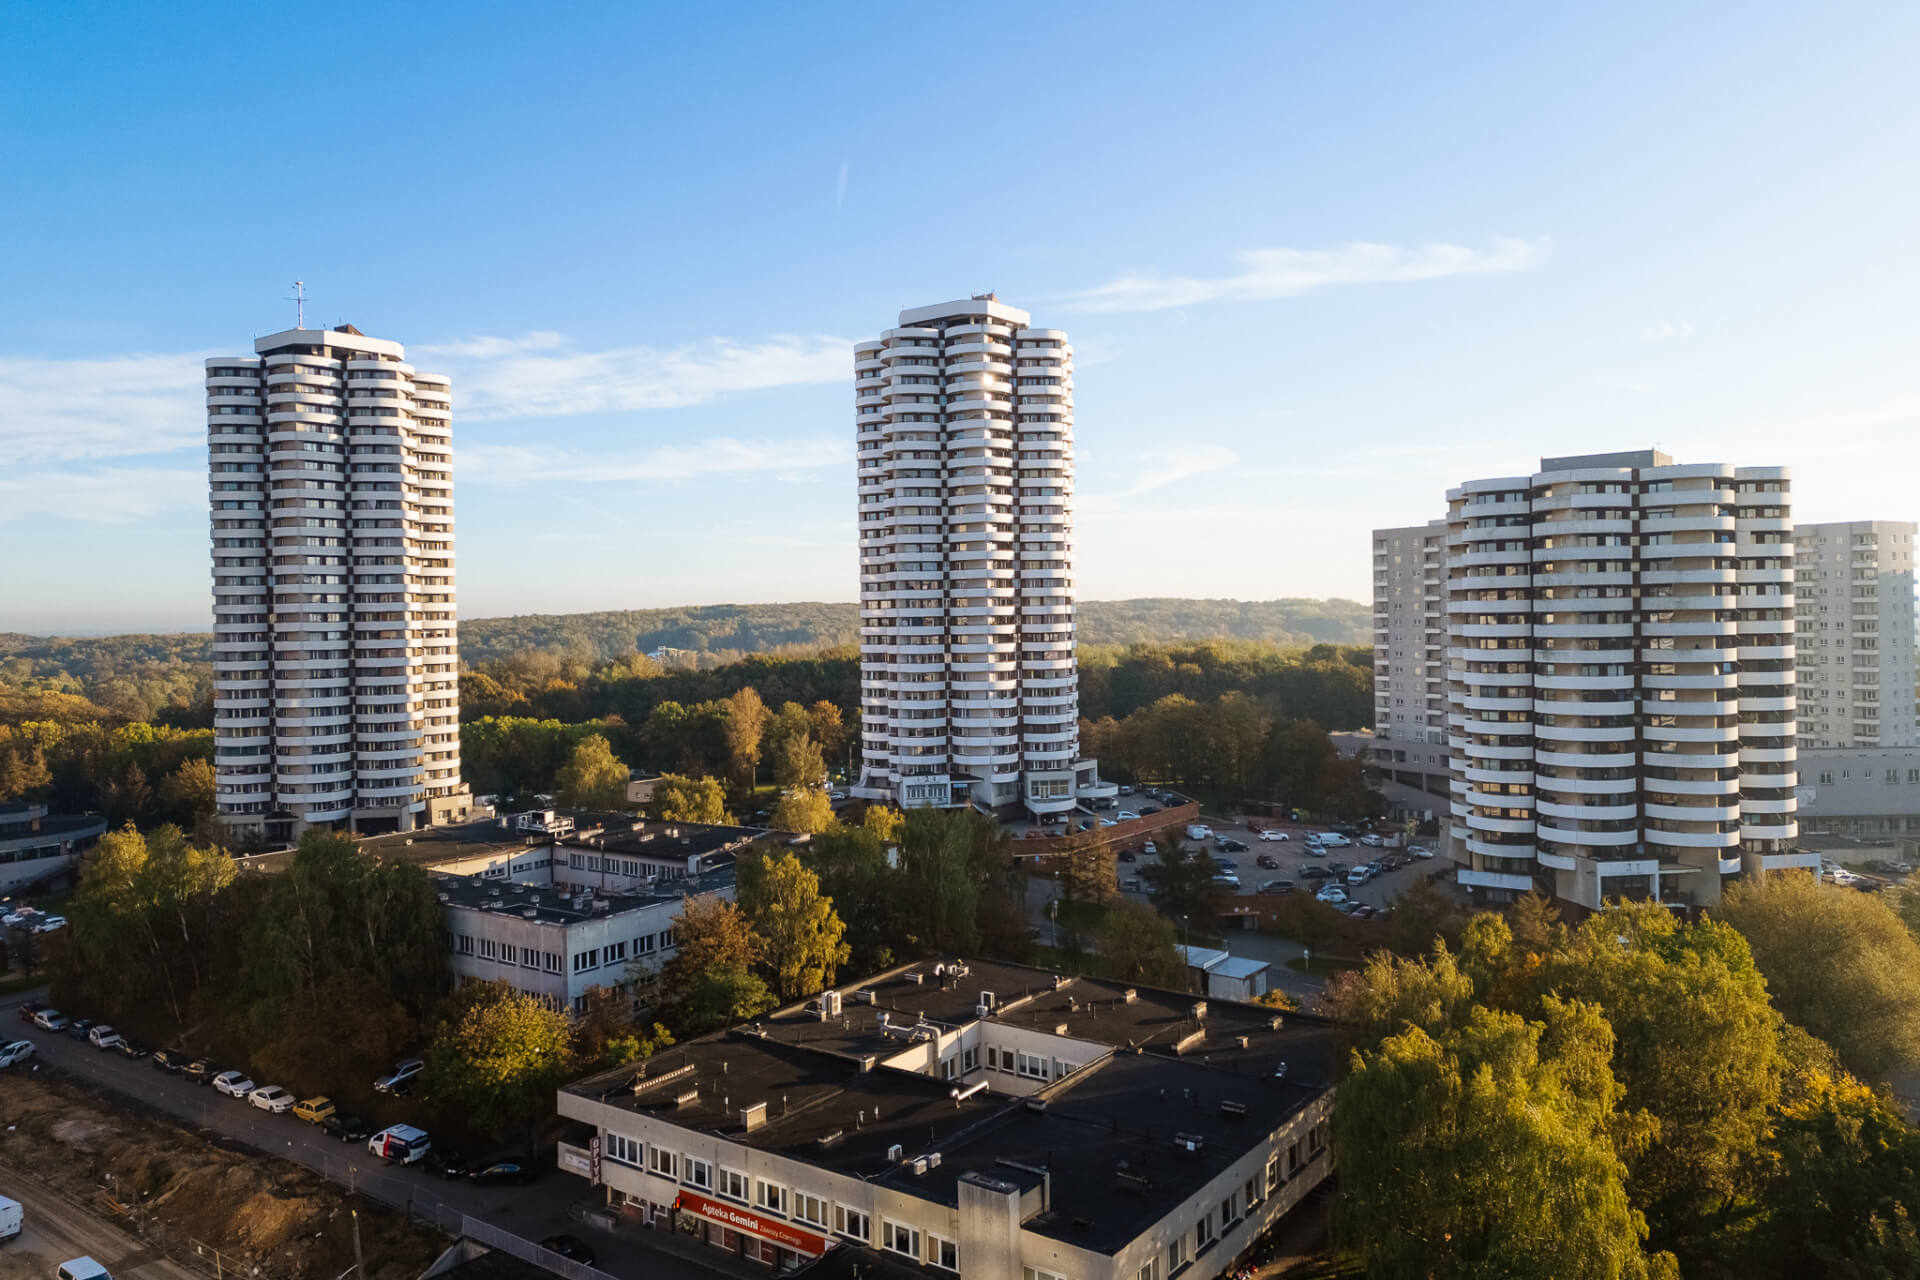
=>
[721,686,770,787]
[653,773,732,824]
[1383,874,1467,957]
[655,893,768,1033]
[862,805,903,844]
[678,964,776,1034]
[1141,837,1229,932]
[554,733,629,810]
[1324,937,1477,1050]
[1335,1000,1677,1280]
[1507,889,1562,957]
[1717,871,1920,1081]
[771,731,827,790]
[425,980,573,1137]
[573,985,674,1070]
[1096,899,1184,987]
[808,700,848,767]
[771,787,836,834]
[1056,833,1115,905]
[1757,1068,1920,1278]
[157,756,217,828]
[739,850,850,1001]
[1268,891,1349,956]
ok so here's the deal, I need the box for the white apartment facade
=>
[1444,450,1807,911]
[1371,520,1448,745]
[1792,521,1918,748]
[207,324,468,841]
[852,297,1109,817]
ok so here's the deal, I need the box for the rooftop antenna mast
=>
[287,280,308,329]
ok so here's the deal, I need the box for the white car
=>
[1142,841,1158,856]
[1827,868,1860,886]
[1359,834,1385,848]
[212,1070,255,1098]
[248,1085,295,1113]
[1319,833,1352,848]
[1116,811,1140,822]
[0,1039,34,1068]
[1408,846,1435,859]
[1098,819,1117,828]
[1258,829,1290,842]
[87,1025,125,1051]
[34,915,67,932]
[1316,885,1349,905]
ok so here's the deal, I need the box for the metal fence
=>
[463,1214,623,1280]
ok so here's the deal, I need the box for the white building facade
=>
[1444,450,1806,910]
[207,324,468,841]
[852,298,1109,817]
[1792,521,1918,748]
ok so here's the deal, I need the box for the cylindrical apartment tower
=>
[1442,449,1807,910]
[851,297,1110,818]
[207,324,470,843]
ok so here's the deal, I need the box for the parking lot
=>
[1103,810,1441,915]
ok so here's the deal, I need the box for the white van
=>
[0,1194,19,1241]
[58,1259,112,1280]
[368,1124,432,1164]
[1186,824,1212,842]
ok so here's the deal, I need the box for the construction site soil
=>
[0,1070,446,1280]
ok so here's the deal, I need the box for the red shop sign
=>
[673,1190,829,1257]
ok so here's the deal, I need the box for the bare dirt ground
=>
[0,1069,446,1280]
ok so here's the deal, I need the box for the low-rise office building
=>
[358,811,780,1013]
[0,803,108,895]
[1795,746,1920,842]
[556,958,1335,1280]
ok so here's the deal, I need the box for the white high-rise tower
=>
[851,297,1110,817]
[207,322,470,842]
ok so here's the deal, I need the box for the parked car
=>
[34,915,67,932]
[1143,841,1157,856]
[1316,885,1349,905]
[1256,854,1280,870]
[1216,838,1248,853]
[1260,879,1296,895]
[30,1009,68,1032]
[1379,854,1406,871]
[1140,805,1161,816]
[151,1048,188,1073]
[368,1124,432,1164]
[114,1039,149,1060]
[16,999,43,1023]
[1331,823,1360,836]
[183,1058,215,1086]
[1299,866,1331,881]
[468,1159,536,1186]
[1212,873,1241,889]
[1365,859,1385,875]
[1116,811,1140,822]
[1214,859,1238,872]
[426,1148,471,1180]
[1117,849,1135,862]
[1258,828,1290,842]
[1077,819,1095,832]
[373,1057,425,1095]
[1301,842,1326,857]
[1099,819,1117,828]
[1359,834,1385,848]
[212,1070,255,1098]
[1350,904,1379,921]
[1123,877,1144,892]
[65,1018,96,1040]
[1186,824,1213,842]
[88,1025,125,1051]
[248,1085,295,1113]
[0,1039,34,1069]
[1347,867,1371,887]
[1117,785,1134,796]
[1319,833,1353,848]
[1328,862,1350,877]
[56,1257,111,1280]
[541,1236,596,1266]
[323,1112,372,1143]
[1409,845,1435,859]
[294,1096,336,1124]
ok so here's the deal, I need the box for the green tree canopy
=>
[1336,999,1677,1280]
[1717,871,1920,1081]
[739,849,850,1001]
[425,980,573,1136]
[1095,899,1184,987]
[771,786,836,835]
[654,773,732,824]
[554,732,630,809]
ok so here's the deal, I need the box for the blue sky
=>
[4,2,1918,633]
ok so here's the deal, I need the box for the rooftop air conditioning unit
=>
[978,991,995,1010]
[912,1156,929,1175]
[887,1143,905,1162]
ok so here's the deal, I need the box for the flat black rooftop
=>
[564,957,1336,1254]
[343,811,780,869]
[432,862,735,924]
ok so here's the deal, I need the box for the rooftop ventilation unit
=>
[1123,988,1138,1003]
[1025,1099,1048,1115]
[1173,1131,1205,1153]
[740,1101,767,1132]
[1191,1001,1208,1021]
[1273,1062,1290,1080]
[907,971,926,985]
[912,1156,930,1175]
[522,907,538,919]
[1053,1023,1069,1036]
[1115,1167,1152,1195]
[1235,1036,1250,1050]
[978,991,996,1011]
[1219,1100,1247,1118]
[816,1130,843,1149]
[887,1143,905,1162]
[672,1087,700,1107]
[854,988,878,1005]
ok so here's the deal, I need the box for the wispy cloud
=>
[1079,442,1240,512]
[0,351,212,463]
[1640,320,1695,342]
[0,466,203,521]
[462,435,848,486]
[835,161,849,213]
[1064,237,1551,313]
[418,332,852,420]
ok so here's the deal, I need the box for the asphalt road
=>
[0,994,714,1280]
[0,1166,200,1280]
